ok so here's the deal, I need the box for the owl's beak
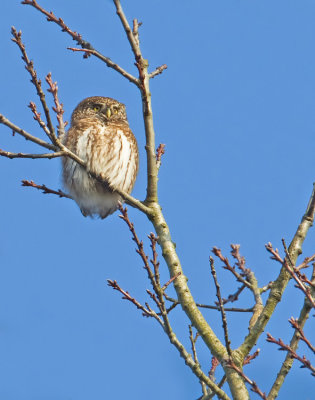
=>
[105,108,112,119]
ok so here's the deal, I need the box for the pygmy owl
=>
[62,96,139,218]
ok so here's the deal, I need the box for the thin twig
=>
[212,247,252,289]
[239,183,315,357]
[265,242,283,263]
[113,0,141,58]
[107,279,160,321]
[148,232,160,285]
[11,26,57,142]
[243,349,260,366]
[227,361,267,400]
[21,180,72,199]
[230,244,252,281]
[146,289,163,312]
[281,238,295,267]
[218,375,227,389]
[163,294,253,313]
[289,317,315,354]
[132,19,141,47]
[0,149,64,160]
[197,304,253,313]
[267,242,314,289]
[118,204,159,292]
[67,48,139,86]
[260,281,273,294]
[22,0,139,86]
[221,285,246,305]
[149,64,168,79]
[119,204,172,337]
[117,206,229,399]
[28,101,51,136]
[189,325,200,364]
[210,257,232,356]
[156,143,165,170]
[209,357,220,379]
[212,246,263,329]
[268,267,315,399]
[267,333,315,376]
[280,240,315,308]
[230,244,264,329]
[161,272,181,291]
[0,114,57,151]
[45,73,67,138]
[189,326,213,399]
[296,254,315,271]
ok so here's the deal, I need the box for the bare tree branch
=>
[227,361,267,400]
[212,246,264,330]
[0,149,64,160]
[243,349,260,366]
[163,294,253,313]
[156,143,165,171]
[3,2,313,399]
[267,333,315,377]
[0,114,57,151]
[161,272,181,291]
[28,101,51,136]
[189,326,210,399]
[212,247,252,290]
[22,0,139,86]
[21,180,72,199]
[267,267,315,399]
[149,64,168,79]
[296,254,315,271]
[197,304,253,313]
[289,317,315,354]
[45,73,67,138]
[113,0,158,203]
[11,26,57,143]
[148,232,160,285]
[107,279,160,320]
[239,183,315,359]
[221,285,246,305]
[116,205,230,400]
[67,47,139,85]
[281,239,315,308]
[230,244,264,329]
[210,257,232,356]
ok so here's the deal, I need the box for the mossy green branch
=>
[149,204,227,357]
[149,204,250,399]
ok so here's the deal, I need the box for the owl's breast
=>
[63,120,138,197]
[87,125,138,193]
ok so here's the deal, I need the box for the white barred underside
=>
[62,122,138,219]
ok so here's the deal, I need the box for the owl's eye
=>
[92,105,101,112]
[113,107,119,114]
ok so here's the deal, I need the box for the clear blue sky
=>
[0,1,314,399]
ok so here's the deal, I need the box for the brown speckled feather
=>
[62,96,139,218]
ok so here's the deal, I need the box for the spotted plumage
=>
[62,96,139,218]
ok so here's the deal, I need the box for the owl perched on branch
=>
[62,96,139,218]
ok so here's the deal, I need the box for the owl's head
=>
[70,96,128,125]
